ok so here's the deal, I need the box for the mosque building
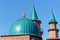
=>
[0,5,60,40]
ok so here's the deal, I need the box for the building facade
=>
[0,6,60,40]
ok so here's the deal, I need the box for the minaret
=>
[48,10,59,38]
[30,5,43,40]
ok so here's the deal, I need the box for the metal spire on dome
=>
[23,10,26,18]
[49,9,57,24]
[30,4,38,20]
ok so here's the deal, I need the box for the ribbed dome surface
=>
[9,18,40,37]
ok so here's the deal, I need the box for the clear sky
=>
[0,0,60,40]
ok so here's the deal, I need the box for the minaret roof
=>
[30,5,38,20]
[49,10,57,24]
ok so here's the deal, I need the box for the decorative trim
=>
[48,29,59,32]
[0,34,40,38]
[49,22,57,24]
[32,20,41,23]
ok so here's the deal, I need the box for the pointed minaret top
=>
[30,5,38,20]
[49,10,57,24]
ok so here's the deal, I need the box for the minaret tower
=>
[47,10,59,40]
[30,5,43,40]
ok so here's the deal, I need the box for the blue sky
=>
[0,0,60,40]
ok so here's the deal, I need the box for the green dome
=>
[9,18,40,37]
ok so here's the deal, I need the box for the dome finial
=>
[23,10,26,18]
